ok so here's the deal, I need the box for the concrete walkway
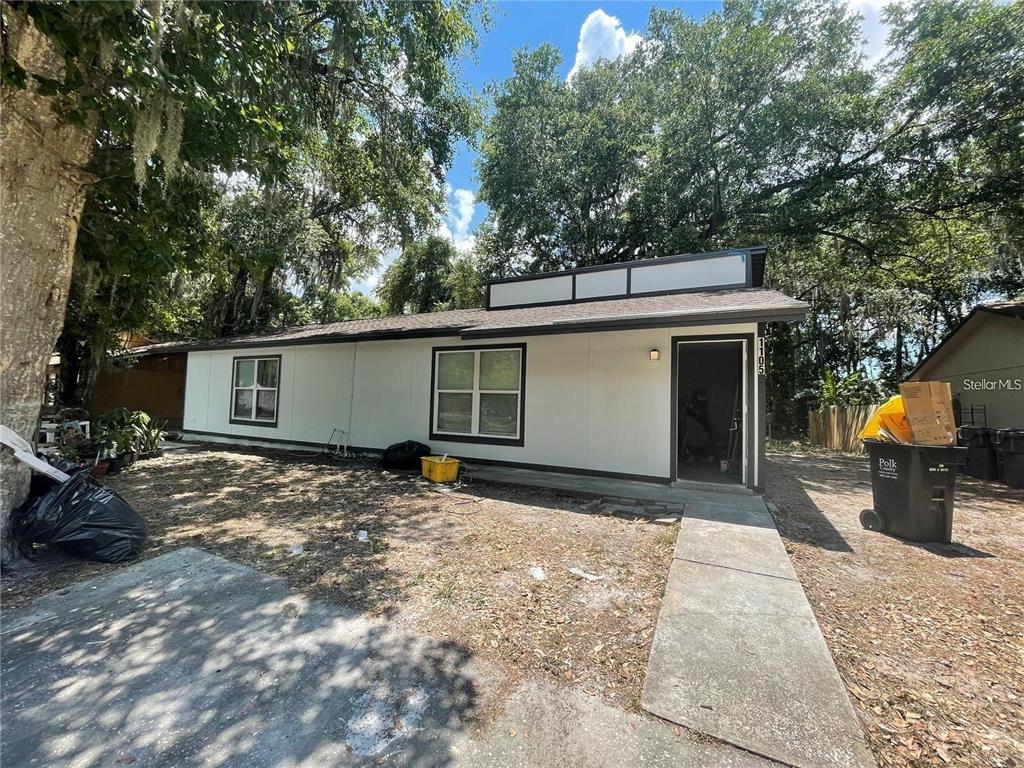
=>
[1,548,773,768]
[641,494,876,768]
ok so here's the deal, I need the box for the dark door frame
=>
[670,333,755,488]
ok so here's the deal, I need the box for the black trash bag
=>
[380,440,431,470]
[11,472,146,564]
[28,457,80,500]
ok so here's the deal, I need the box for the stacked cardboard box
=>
[898,381,957,446]
[858,382,957,446]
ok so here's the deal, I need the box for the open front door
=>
[673,338,747,486]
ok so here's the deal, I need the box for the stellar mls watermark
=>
[962,378,1023,391]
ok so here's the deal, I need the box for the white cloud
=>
[849,0,898,64]
[354,186,477,295]
[568,9,643,80]
[437,186,477,253]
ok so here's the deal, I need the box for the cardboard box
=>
[899,381,956,445]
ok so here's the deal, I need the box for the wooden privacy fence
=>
[808,404,881,453]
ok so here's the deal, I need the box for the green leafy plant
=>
[139,422,166,456]
[93,408,154,457]
[798,370,889,410]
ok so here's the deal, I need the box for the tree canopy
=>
[378,235,482,314]
[15,0,485,406]
[477,0,1024,432]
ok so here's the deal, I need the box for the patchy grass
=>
[765,447,1024,768]
[2,445,675,711]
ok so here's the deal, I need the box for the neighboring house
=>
[47,332,188,429]
[91,351,189,430]
[908,300,1024,429]
[133,247,807,491]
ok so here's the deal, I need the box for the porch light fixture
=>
[649,348,660,362]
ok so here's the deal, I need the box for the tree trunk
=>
[0,9,98,563]
[77,328,110,409]
[220,265,250,336]
[894,322,904,383]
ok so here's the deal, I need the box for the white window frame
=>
[231,356,280,425]
[432,346,524,442]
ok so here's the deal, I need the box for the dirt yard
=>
[2,445,675,713]
[765,445,1024,768]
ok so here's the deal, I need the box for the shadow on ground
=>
[1,548,478,767]
[764,449,856,553]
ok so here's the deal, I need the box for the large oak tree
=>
[0,0,480,557]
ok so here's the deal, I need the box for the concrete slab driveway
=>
[1,548,770,768]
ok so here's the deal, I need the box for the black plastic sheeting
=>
[11,471,146,564]
[380,440,431,470]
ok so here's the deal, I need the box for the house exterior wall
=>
[911,313,1024,428]
[182,322,760,484]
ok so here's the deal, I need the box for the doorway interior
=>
[674,339,745,485]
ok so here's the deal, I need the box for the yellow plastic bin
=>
[421,455,461,483]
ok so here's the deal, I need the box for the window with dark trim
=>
[431,345,525,444]
[231,356,280,426]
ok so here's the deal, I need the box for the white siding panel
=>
[206,353,234,435]
[182,351,211,431]
[575,269,627,300]
[289,344,353,444]
[349,340,423,449]
[489,275,573,308]
[630,253,745,294]
[586,329,673,477]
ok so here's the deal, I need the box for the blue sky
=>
[353,0,890,294]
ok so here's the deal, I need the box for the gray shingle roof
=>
[129,287,807,355]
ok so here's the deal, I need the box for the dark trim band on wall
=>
[451,455,670,485]
[180,430,670,485]
[228,353,281,428]
[428,343,527,447]
[183,430,374,452]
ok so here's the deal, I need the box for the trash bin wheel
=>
[860,508,885,532]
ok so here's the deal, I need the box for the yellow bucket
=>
[421,455,461,483]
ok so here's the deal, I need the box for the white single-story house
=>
[908,300,1024,429]
[133,247,807,491]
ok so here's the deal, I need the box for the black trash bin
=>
[860,440,967,543]
[959,426,998,481]
[992,429,1024,489]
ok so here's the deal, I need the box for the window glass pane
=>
[479,393,518,436]
[437,351,475,389]
[234,359,255,388]
[437,392,473,433]
[257,358,279,388]
[233,389,253,420]
[479,349,521,390]
[256,389,277,420]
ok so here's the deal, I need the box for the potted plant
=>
[93,408,160,469]
[93,408,137,471]
[139,421,166,459]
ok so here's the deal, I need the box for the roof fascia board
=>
[908,305,1023,380]
[459,307,807,340]
[133,327,469,356]
[907,308,985,380]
